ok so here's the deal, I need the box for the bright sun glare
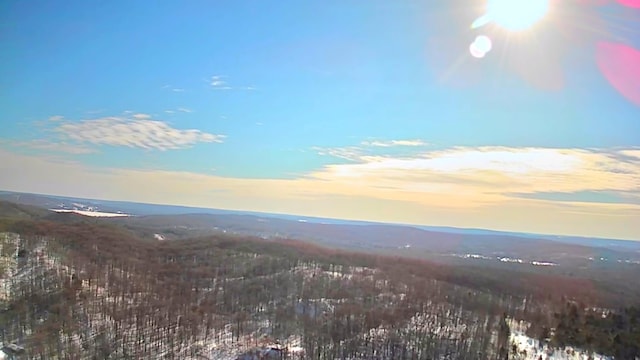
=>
[487,0,550,31]
[469,0,550,57]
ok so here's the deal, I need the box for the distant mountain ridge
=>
[1,190,638,255]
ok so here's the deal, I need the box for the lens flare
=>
[471,0,550,31]
[470,43,486,58]
[469,35,493,58]
[596,42,640,106]
[617,0,640,8]
[470,14,491,29]
[475,35,492,53]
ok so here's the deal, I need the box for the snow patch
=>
[49,209,130,217]
[464,253,491,260]
[531,261,556,266]
[509,319,611,360]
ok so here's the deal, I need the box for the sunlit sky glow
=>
[487,0,550,31]
[1,0,639,240]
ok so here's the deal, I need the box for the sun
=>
[486,0,550,31]
[469,0,550,32]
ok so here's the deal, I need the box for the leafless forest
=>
[1,204,638,359]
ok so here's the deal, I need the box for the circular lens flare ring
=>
[470,35,493,58]
[475,35,492,53]
[470,43,486,58]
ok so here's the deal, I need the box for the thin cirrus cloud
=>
[313,139,430,161]
[55,116,225,151]
[210,75,256,91]
[161,84,185,92]
[211,75,231,90]
[164,108,193,114]
[361,139,428,147]
[313,146,363,161]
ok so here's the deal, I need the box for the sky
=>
[1,0,639,240]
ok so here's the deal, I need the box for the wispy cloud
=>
[210,75,255,91]
[210,76,225,86]
[211,75,232,90]
[361,139,428,147]
[49,115,64,122]
[55,116,225,150]
[313,146,363,161]
[314,138,430,162]
[620,149,640,160]
[164,108,193,114]
[162,84,185,92]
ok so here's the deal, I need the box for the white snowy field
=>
[49,209,130,217]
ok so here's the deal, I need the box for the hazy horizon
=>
[3,189,639,243]
[1,1,639,240]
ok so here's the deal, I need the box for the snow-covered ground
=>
[531,261,556,266]
[0,233,19,301]
[509,320,611,360]
[449,253,559,267]
[49,209,130,217]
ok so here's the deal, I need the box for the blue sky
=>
[1,0,639,239]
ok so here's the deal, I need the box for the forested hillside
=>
[1,217,638,359]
